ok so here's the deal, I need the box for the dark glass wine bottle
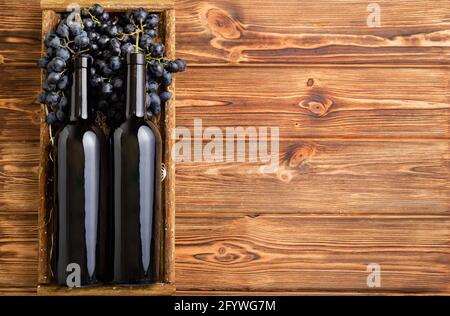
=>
[53,56,108,286]
[111,53,162,284]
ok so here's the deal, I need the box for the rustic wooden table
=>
[0,0,449,295]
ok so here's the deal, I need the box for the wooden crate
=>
[37,0,176,296]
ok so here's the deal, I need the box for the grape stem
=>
[61,44,75,55]
[87,10,101,25]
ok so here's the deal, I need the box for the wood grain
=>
[0,2,41,66]
[175,0,450,66]
[175,215,450,293]
[0,141,40,214]
[0,213,37,289]
[40,0,174,11]
[175,67,450,139]
[0,0,449,296]
[37,283,175,296]
[176,139,450,215]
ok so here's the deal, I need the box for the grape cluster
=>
[37,3,186,127]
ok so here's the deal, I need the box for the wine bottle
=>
[111,53,162,284]
[53,56,108,286]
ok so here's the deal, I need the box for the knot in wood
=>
[288,144,315,168]
[193,242,260,265]
[299,94,334,117]
[207,8,242,39]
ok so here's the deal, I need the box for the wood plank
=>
[0,287,36,296]
[0,66,41,99]
[176,67,450,139]
[0,1,41,66]
[3,1,450,68]
[0,141,40,214]
[176,139,450,215]
[37,284,175,296]
[0,1,42,138]
[175,0,450,66]
[175,215,450,293]
[0,68,41,142]
[0,98,41,141]
[0,213,37,289]
[40,0,174,11]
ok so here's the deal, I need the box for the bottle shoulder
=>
[113,118,161,139]
[56,122,106,144]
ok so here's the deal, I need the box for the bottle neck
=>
[70,66,89,122]
[126,62,146,119]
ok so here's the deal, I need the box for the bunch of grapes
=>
[37,3,186,128]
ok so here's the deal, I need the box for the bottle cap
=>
[74,55,91,68]
[127,53,146,65]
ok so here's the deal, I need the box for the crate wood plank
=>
[163,8,177,285]
[37,8,57,286]
[175,67,450,139]
[37,283,175,296]
[175,0,450,66]
[175,215,450,293]
[40,0,174,11]
[176,139,450,215]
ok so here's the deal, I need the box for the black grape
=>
[162,71,172,86]
[58,96,68,109]
[69,22,83,36]
[98,35,110,48]
[74,34,90,48]
[47,57,66,72]
[145,14,159,28]
[160,91,172,103]
[107,25,119,37]
[38,5,187,125]
[88,32,100,42]
[110,56,121,71]
[112,77,123,89]
[102,82,113,96]
[146,80,158,92]
[46,92,60,108]
[56,22,70,38]
[47,72,61,85]
[57,75,69,90]
[100,11,110,22]
[37,56,50,69]
[174,59,187,72]
[90,75,103,87]
[133,8,148,23]
[56,48,71,61]
[150,43,165,57]
[47,112,57,124]
[45,33,61,48]
[121,43,135,55]
[90,3,104,16]
[83,18,95,30]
